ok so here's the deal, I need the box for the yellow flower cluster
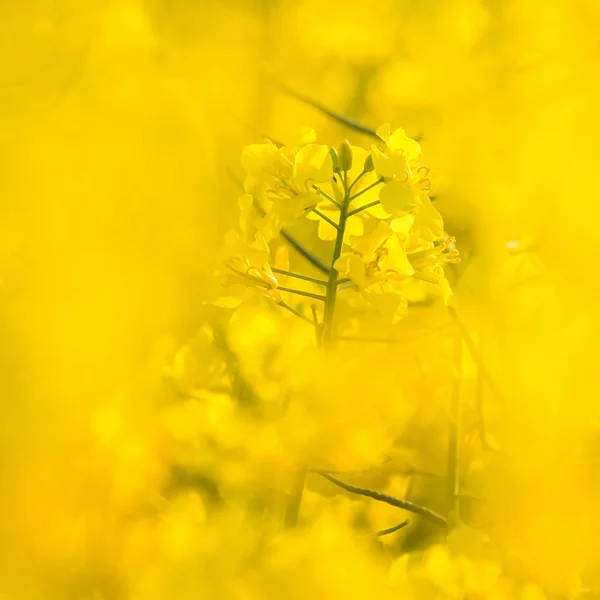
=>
[226,124,458,331]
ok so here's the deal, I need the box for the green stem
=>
[348,170,366,195]
[312,208,339,230]
[349,178,383,202]
[284,169,352,528]
[313,185,341,209]
[280,229,330,275]
[272,77,379,140]
[271,268,327,287]
[278,286,326,301]
[278,301,314,325]
[347,200,381,217]
[322,170,351,343]
[315,470,448,528]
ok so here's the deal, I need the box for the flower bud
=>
[363,153,374,172]
[337,139,353,172]
[329,147,339,173]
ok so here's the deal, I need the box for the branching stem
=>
[271,268,328,287]
[284,168,352,528]
[321,170,351,343]
[348,170,366,195]
[279,230,330,275]
[278,302,314,325]
[347,200,381,217]
[314,470,448,528]
[349,178,384,203]
[312,208,339,230]
[313,185,341,209]
[278,286,326,301]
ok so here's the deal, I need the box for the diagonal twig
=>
[271,78,380,139]
[313,470,448,528]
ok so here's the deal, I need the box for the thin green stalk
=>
[312,208,339,230]
[313,185,341,209]
[271,268,327,287]
[279,229,330,275]
[271,77,380,139]
[348,178,383,202]
[278,301,315,325]
[348,170,366,195]
[322,169,351,343]
[278,286,326,301]
[310,305,319,327]
[314,471,448,528]
[347,200,381,217]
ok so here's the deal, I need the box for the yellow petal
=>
[334,254,366,288]
[348,146,370,181]
[389,127,421,160]
[289,126,317,147]
[238,193,253,211]
[379,180,418,215]
[349,221,393,258]
[294,144,333,185]
[371,145,411,179]
[241,143,280,178]
[384,236,414,277]
[274,245,289,272]
[318,218,338,241]
[390,214,416,234]
[414,194,444,241]
[361,288,406,323]
[376,123,392,143]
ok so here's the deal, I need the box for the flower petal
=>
[294,144,334,186]
[379,180,418,215]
